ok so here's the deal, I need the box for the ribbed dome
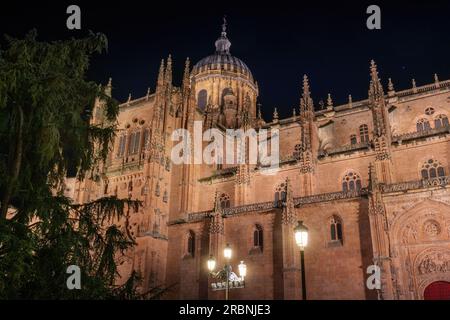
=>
[192,18,254,81]
[192,53,253,79]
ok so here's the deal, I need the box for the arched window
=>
[142,128,150,150]
[434,114,449,128]
[274,183,287,206]
[219,193,230,209]
[117,135,126,157]
[421,159,446,179]
[359,124,369,143]
[330,215,343,242]
[187,231,195,257]
[416,118,431,132]
[253,225,263,249]
[197,89,207,110]
[350,134,357,145]
[342,171,362,192]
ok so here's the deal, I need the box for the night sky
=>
[1,1,450,119]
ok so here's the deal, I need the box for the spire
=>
[183,57,190,87]
[348,94,353,108]
[412,78,417,93]
[146,87,151,101]
[157,59,165,87]
[326,93,333,110]
[105,77,112,97]
[369,60,384,102]
[388,78,394,91]
[127,93,131,105]
[273,107,279,122]
[164,54,173,86]
[434,73,440,86]
[215,16,231,54]
[292,107,297,118]
[300,75,314,114]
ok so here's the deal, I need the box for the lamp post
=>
[207,244,246,300]
[294,220,309,300]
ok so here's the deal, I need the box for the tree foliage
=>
[0,31,142,299]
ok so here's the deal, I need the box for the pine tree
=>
[0,31,142,299]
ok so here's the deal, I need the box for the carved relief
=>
[417,251,450,275]
[423,220,441,237]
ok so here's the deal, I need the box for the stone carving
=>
[381,176,449,193]
[417,251,450,275]
[423,220,441,237]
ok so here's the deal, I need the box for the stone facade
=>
[66,22,450,299]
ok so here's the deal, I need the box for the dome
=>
[192,19,254,81]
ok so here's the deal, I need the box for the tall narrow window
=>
[274,183,287,206]
[342,171,362,192]
[330,215,343,242]
[253,225,264,250]
[359,124,369,143]
[117,135,126,157]
[187,231,195,257]
[143,128,150,150]
[197,89,207,111]
[128,132,136,155]
[416,118,431,132]
[219,193,231,209]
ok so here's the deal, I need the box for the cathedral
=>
[65,21,450,300]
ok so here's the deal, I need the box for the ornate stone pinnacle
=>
[388,78,394,91]
[348,94,353,107]
[434,73,439,84]
[327,93,333,109]
[273,107,279,121]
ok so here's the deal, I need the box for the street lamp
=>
[207,255,216,272]
[224,243,232,260]
[294,220,308,300]
[207,244,246,300]
[238,261,247,280]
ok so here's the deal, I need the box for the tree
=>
[0,31,141,299]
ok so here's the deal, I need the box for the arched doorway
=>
[424,281,450,300]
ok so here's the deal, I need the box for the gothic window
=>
[129,131,141,154]
[117,135,126,157]
[434,114,449,128]
[350,134,357,145]
[274,183,287,206]
[219,193,231,209]
[359,124,369,143]
[197,89,207,111]
[143,128,150,150]
[420,159,446,179]
[342,171,362,192]
[163,190,168,203]
[416,118,431,132]
[329,215,343,242]
[253,225,263,249]
[187,231,195,257]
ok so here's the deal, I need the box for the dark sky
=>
[1,1,450,119]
